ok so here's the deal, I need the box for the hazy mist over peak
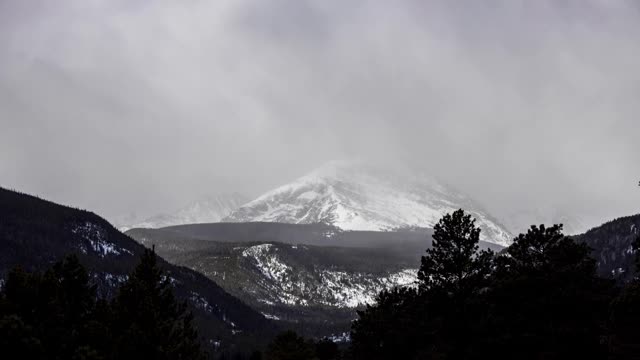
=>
[1,0,639,229]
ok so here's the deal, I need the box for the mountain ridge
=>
[118,193,249,231]
[224,161,513,246]
[574,212,640,282]
[0,187,275,351]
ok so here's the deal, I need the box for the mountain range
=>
[118,193,248,231]
[118,162,512,246]
[113,161,607,248]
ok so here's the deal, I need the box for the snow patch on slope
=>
[190,291,219,314]
[242,244,291,283]
[71,222,132,257]
[317,269,419,307]
[240,243,418,308]
[262,313,281,320]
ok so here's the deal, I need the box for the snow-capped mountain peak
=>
[224,161,513,246]
[119,193,248,231]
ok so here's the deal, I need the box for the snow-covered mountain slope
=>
[120,193,248,231]
[224,161,512,246]
[128,227,422,335]
[236,244,418,308]
[239,243,418,308]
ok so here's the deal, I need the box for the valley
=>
[127,222,502,336]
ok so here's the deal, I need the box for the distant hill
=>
[0,187,275,353]
[574,213,640,282]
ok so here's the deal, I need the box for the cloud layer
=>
[1,0,639,226]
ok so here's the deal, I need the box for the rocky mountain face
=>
[574,213,640,282]
[118,193,248,231]
[0,188,275,350]
[224,161,513,246]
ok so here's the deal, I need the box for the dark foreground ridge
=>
[0,187,276,356]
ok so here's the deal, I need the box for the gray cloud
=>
[1,0,639,227]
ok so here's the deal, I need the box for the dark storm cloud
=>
[0,0,639,227]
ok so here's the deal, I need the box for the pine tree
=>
[264,331,315,360]
[418,209,494,295]
[353,210,495,359]
[485,224,612,359]
[52,256,99,359]
[0,255,101,360]
[609,282,640,359]
[315,339,339,360]
[0,314,44,360]
[608,235,640,358]
[111,249,206,360]
[351,287,431,360]
[634,236,640,278]
[0,252,207,360]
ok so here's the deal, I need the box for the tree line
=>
[350,209,639,360]
[0,249,205,360]
[3,209,640,359]
[235,209,640,359]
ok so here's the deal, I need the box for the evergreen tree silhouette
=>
[352,214,619,359]
[0,255,101,360]
[315,338,339,360]
[484,224,612,359]
[417,209,494,358]
[264,331,315,360]
[418,209,494,295]
[0,314,44,360]
[608,235,640,358]
[0,252,207,360]
[351,287,432,360]
[353,209,494,359]
[52,256,99,358]
[111,248,205,360]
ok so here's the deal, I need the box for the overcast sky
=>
[1,0,639,226]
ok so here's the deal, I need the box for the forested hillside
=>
[574,214,640,282]
[0,187,276,357]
